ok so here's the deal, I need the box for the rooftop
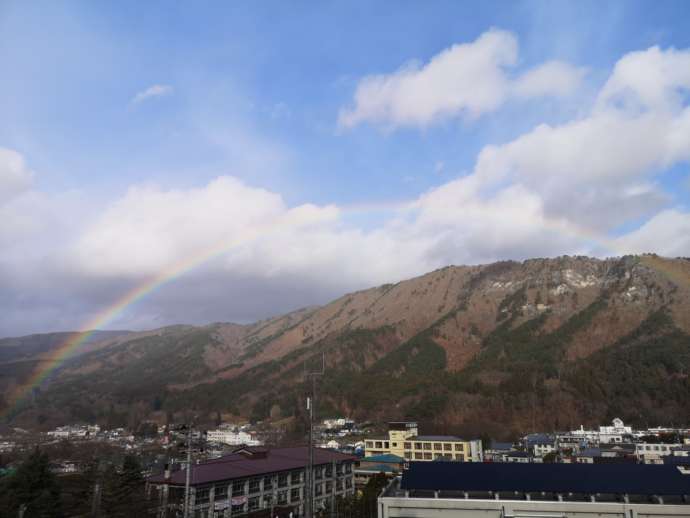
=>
[148,446,355,487]
[361,454,405,464]
[398,462,690,497]
[412,435,468,442]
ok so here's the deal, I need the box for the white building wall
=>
[379,496,690,518]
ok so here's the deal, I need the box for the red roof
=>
[148,446,355,487]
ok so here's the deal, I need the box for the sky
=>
[1,0,690,337]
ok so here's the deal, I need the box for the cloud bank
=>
[2,33,690,336]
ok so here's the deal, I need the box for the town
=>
[2,416,690,516]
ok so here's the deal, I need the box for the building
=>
[636,442,687,463]
[570,418,633,445]
[483,441,513,462]
[354,454,405,488]
[378,462,690,518]
[525,434,556,458]
[504,451,538,463]
[147,446,355,517]
[206,429,262,446]
[364,422,482,462]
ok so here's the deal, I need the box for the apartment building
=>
[364,422,483,462]
[147,446,355,517]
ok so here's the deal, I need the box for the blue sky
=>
[1,0,690,335]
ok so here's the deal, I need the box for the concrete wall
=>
[378,496,690,518]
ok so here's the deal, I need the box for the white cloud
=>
[466,45,690,230]
[0,147,33,205]
[614,209,690,257]
[131,84,173,104]
[339,29,518,129]
[339,29,585,129]
[597,46,690,112]
[513,60,587,98]
[71,176,341,278]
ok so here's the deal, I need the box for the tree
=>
[0,449,63,518]
[98,455,149,518]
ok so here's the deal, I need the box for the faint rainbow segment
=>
[2,206,636,419]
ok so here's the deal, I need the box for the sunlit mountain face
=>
[3,255,690,435]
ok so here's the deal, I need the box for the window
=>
[423,443,432,450]
[315,483,323,496]
[414,452,423,459]
[414,442,422,449]
[375,441,383,448]
[263,495,272,507]
[423,452,432,460]
[384,442,389,448]
[278,474,288,487]
[366,441,373,448]
[392,442,397,447]
[232,480,245,496]
[291,470,302,484]
[344,463,352,473]
[443,443,452,451]
[248,497,260,511]
[404,442,411,449]
[454,443,464,451]
[263,476,273,491]
[315,467,323,479]
[434,443,442,450]
[196,488,210,504]
[215,485,228,498]
[456,454,465,461]
[291,488,301,501]
[345,478,352,489]
[325,465,332,478]
[278,490,288,505]
[232,504,245,514]
[249,479,261,494]
[404,451,412,459]
[434,453,442,459]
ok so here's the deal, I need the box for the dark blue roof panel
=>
[400,462,690,496]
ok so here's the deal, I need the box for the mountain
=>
[3,254,690,437]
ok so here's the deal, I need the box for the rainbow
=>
[2,205,631,420]
[1,216,297,419]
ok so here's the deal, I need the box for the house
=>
[354,453,404,488]
[483,441,513,462]
[504,451,539,463]
[147,446,355,517]
[364,422,483,462]
[636,442,686,464]
[378,462,690,517]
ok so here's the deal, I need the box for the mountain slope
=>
[4,254,690,436]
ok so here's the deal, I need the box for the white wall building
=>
[206,429,262,446]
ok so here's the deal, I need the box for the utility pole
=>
[305,353,324,518]
[183,419,195,518]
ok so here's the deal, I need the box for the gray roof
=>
[412,435,466,442]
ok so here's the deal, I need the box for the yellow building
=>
[364,422,483,462]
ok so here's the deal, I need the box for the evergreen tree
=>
[98,456,149,518]
[0,449,63,518]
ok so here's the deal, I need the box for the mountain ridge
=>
[2,254,690,437]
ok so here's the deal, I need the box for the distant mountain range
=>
[2,254,690,438]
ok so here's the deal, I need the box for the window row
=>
[405,452,465,461]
